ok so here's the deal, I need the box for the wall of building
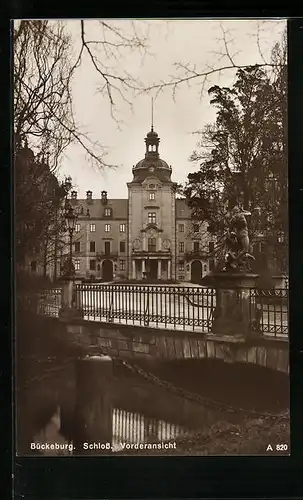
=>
[71,198,128,280]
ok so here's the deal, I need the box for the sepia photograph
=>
[14,18,289,456]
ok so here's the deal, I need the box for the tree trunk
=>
[43,237,48,277]
[54,212,58,281]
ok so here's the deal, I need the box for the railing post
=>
[73,355,113,455]
[58,277,83,321]
[144,289,150,326]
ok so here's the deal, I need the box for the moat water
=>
[16,356,289,456]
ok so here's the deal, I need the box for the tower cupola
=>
[132,98,172,183]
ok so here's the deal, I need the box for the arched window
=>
[148,238,156,252]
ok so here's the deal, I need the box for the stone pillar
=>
[142,259,146,278]
[167,260,171,279]
[272,275,287,289]
[143,233,147,251]
[158,234,162,251]
[59,278,83,320]
[132,260,136,279]
[212,273,259,338]
[62,279,73,308]
[157,260,162,279]
[73,355,113,455]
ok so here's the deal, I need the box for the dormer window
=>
[104,207,112,217]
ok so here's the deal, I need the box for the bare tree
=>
[141,22,286,101]
[13,19,150,170]
[14,20,285,169]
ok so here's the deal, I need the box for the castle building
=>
[69,127,215,282]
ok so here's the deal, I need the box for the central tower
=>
[127,124,177,280]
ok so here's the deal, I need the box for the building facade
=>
[69,128,215,282]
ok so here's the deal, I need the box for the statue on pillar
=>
[223,206,255,272]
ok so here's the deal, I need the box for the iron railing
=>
[74,284,288,337]
[249,288,288,338]
[17,288,62,317]
[75,284,216,333]
[37,288,62,317]
[33,284,288,337]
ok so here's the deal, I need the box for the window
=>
[149,192,155,201]
[75,224,80,233]
[179,242,184,253]
[90,241,95,253]
[148,212,156,224]
[90,224,96,232]
[120,241,126,253]
[209,241,215,253]
[179,224,184,232]
[104,208,112,217]
[74,242,80,253]
[120,260,126,271]
[193,241,200,252]
[74,259,80,271]
[89,259,96,271]
[30,261,37,273]
[105,224,111,232]
[120,223,126,232]
[179,262,184,271]
[149,183,155,189]
[148,237,156,252]
[104,241,111,254]
[259,242,265,253]
[193,223,199,233]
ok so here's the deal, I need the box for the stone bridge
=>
[62,318,289,374]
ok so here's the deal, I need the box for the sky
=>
[57,19,286,199]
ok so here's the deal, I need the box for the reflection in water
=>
[33,406,195,455]
[32,407,72,456]
[112,408,193,451]
[24,358,289,456]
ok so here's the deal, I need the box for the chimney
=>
[86,190,93,204]
[101,190,108,205]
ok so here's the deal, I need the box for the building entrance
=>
[148,260,158,279]
[191,260,202,283]
[102,259,113,281]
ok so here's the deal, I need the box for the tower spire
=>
[151,97,154,131]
